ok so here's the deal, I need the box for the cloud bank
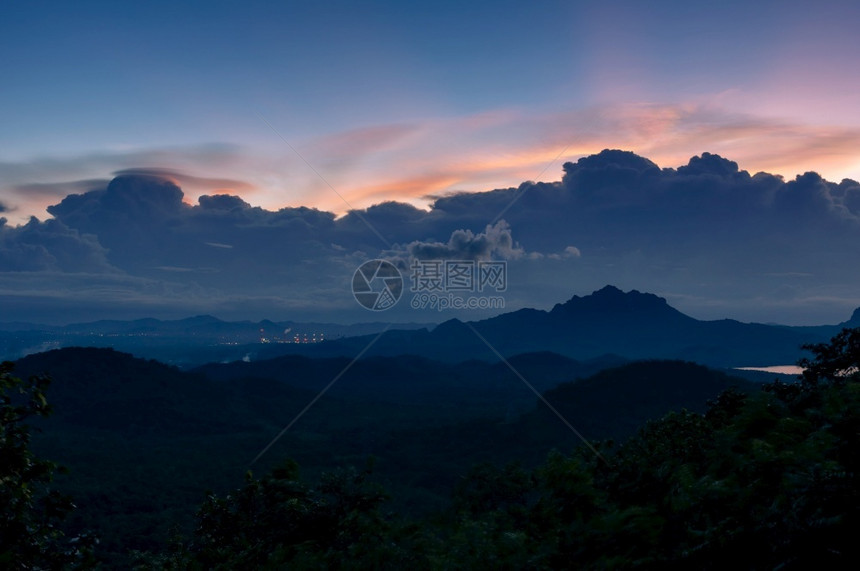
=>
[1,150,859,325]
[6,101,860,229]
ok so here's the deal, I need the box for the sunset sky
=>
[2,0,860,325]
[3,0,860,222]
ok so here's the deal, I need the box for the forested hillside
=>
[3,328,858,568]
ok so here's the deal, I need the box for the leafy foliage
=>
[799,327,860,385]
[433,327,860,569]
[17,348,751,565]
[134,459,428,570]
[11,329,860,568]
[0,361,95,569]
[154,329,860,569]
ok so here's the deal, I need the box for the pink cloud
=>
[5,100,860,226]
[297,102,860,213]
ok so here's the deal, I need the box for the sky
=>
[2,0,860,325]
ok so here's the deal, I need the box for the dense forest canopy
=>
[2,328,859,568]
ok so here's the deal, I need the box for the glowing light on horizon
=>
[736,365,804,375]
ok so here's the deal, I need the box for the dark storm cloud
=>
[472,150,860,257]
[0,216,113,273]
[843,184,860,216]
[0,145,257,226]
[198,194,252,211]
[46,175,188,267]
[45,175,341,281]
[4,149,860,324]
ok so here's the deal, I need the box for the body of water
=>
[735,365,804,375]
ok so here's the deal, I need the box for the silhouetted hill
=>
[4,286,856,368]
[550,285,690,322]
[14,347,269,434]
[385,360,758,472]
[524,360,756,441]
[284,286,840,367]
[11,348,313,564]
[9,346,769,566]
[194,351,627,413]
[844,307,860,328]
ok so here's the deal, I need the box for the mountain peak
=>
[179,315,223,325]
[560,284,668,306]
[434,318,467,333]
[592,284,627,297]
[846,307,860,327]
[550,285,684,322]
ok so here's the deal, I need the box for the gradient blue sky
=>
[2,1,860,326]
[3,0,860,224]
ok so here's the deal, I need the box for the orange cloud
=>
[6,100,860,226]
[299,102,860,212]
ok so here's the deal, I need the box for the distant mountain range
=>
[253,286,859,367]
[0,314,431,337]
[3,285,858,367]
[8,285,845,567]
[0,315,431,365]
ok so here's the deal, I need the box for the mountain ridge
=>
[274,285,853,367]
[3,285,858,367]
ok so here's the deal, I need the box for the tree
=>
[135,459,425,569]
[799,327,860,386]
[0,361,95,569]
[435,329,860,569]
